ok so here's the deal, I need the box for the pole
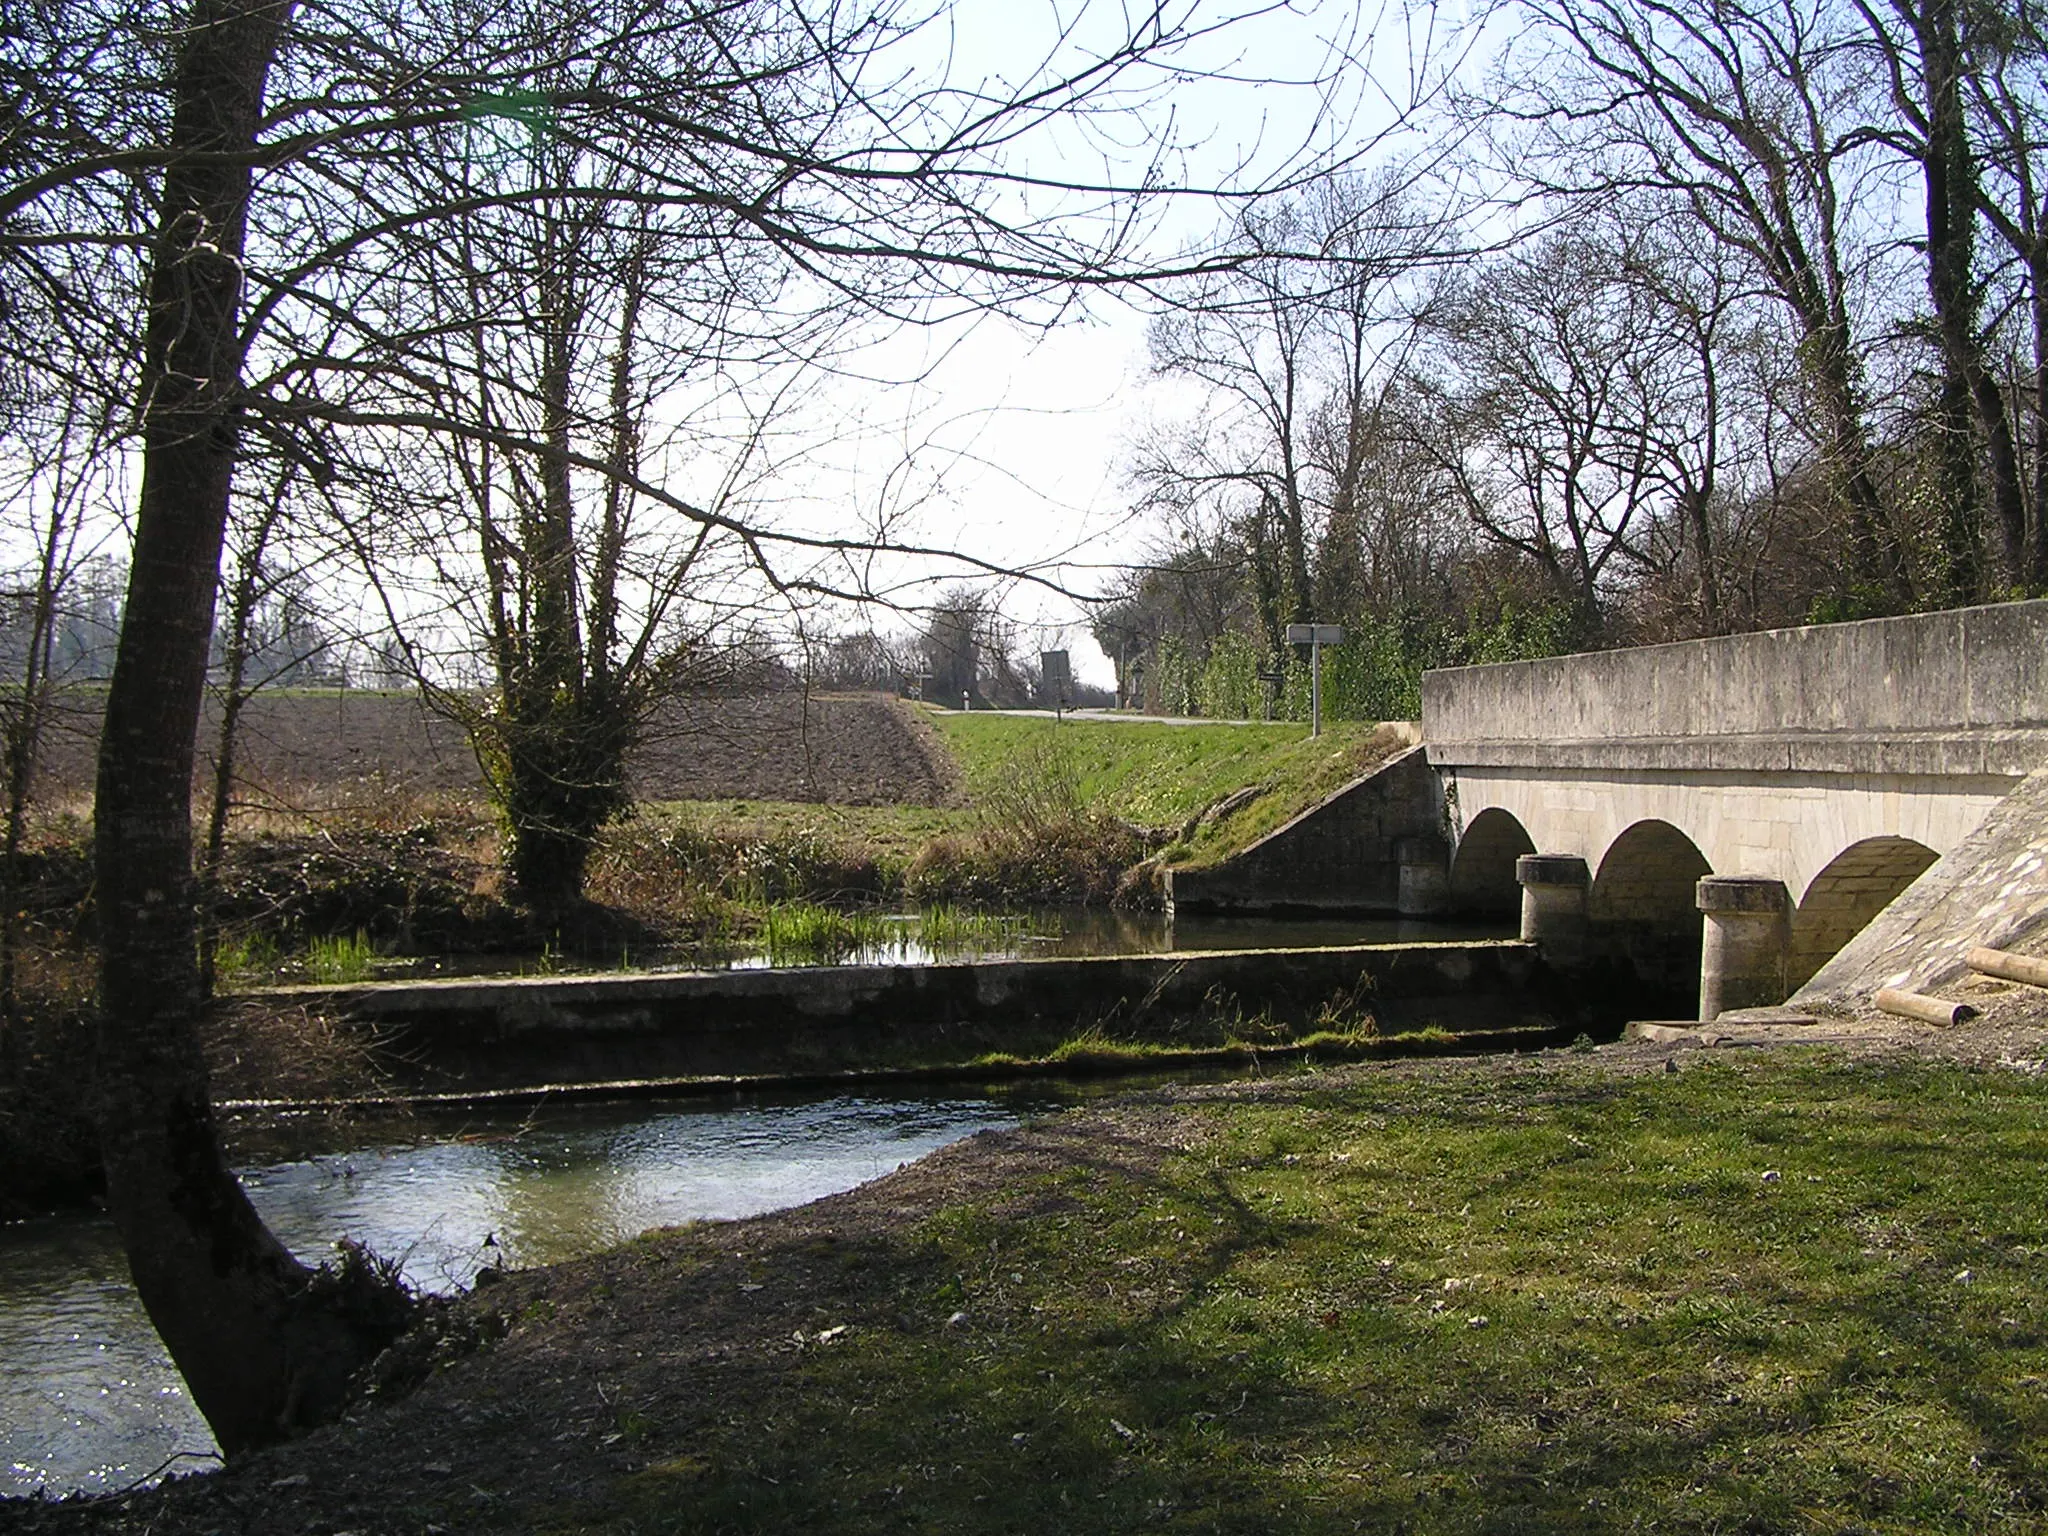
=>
[1284,623,1342,738]
[1310,636,1322,737]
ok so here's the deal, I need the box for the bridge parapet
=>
[1423,600,2048,777]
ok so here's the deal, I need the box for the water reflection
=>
[1,1091,1029,1498]
[383,906,1513,979]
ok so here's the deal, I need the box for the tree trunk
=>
[1683,484,1722,634]
[1806,318,1897,601]
[1912,0,2026,591]
[0,495,67,1031]
[1932,371,1983,604]
[2033,257,2048,588]
[93,0,408,1458]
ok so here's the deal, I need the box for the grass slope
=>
[599,1051,2048,1534]
[929,710,1404,861]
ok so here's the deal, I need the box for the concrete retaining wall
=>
[1425,600,2048,776]
[275,940,1544,1091]
[1166,746,1445,915]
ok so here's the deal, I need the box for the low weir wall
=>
[273,941,1548,1092]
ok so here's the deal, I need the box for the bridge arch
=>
[1589,819,1713,985]
[1449,806,1534,917]
[1791,836,1939,988]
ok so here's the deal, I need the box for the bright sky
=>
[2,1,1450,694]
[765,0,1442,687]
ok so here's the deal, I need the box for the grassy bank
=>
[43,1046,2048,1534]
[930,710,1409,867]
[583,1050,2048,1533]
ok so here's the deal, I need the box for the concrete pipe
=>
[1873,987,1979,1026]
[1966,945,2048,989]
[1696,875,1791,1022]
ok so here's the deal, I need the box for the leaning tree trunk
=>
[94,0,407,1458]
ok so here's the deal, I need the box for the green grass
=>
[757,902,893,965]
[742,902,1044,967]
[912,903,1035,958]
[212,929,282,985]
[303,929,376,983]
[928,711,1409,863]
[601,1052,2048,1534]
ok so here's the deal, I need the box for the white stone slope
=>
[1794,766,2048,1011]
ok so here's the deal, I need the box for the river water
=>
[374,908,1511,979]
[0,1090,1035,1499]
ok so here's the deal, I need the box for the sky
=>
[759,0,1444,688]
[1,0,1452,694]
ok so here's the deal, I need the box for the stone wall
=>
[1165,746,1446,915]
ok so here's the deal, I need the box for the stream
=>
[373,908,1511,979]
[0,1089,1038,1499]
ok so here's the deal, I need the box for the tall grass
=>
[757,903,891,965]
[913,903,1038,957]
[212,930,282,986]
[745,902,1051,967]
[304,929,376,984]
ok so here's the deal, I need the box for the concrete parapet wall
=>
[273,940,1541,1090]
[1424,600,2048,774]
[1166,745,1444,915]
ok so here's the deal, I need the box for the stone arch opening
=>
[1589,820,1712,986]
[1791,836,1939,987]
[1449,807,1534,917]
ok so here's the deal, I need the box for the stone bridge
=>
[1422,601,2048,1010]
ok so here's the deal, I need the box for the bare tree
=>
[1960,0,2048,587]
[5,0,1377,1455]
[85,0,418,1459]
[196,462,344,991]
[0,386,123,1027]
[1854,0,2029,598]
[1133,172,1453,651]
[1412,227,1685,637]
[1480,0,1906,601]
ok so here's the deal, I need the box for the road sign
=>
[1284,622,1345,735]
[1285,623,1345,645]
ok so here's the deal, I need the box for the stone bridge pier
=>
[1421,601,2048,1018]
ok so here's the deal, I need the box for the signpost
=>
[1256,668,1286,721]
[1039,649,1072,718]
[1284,622,1346,737]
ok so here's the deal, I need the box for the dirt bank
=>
[28,690,958,808]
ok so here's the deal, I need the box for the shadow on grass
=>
[575,1057,2048,1535]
